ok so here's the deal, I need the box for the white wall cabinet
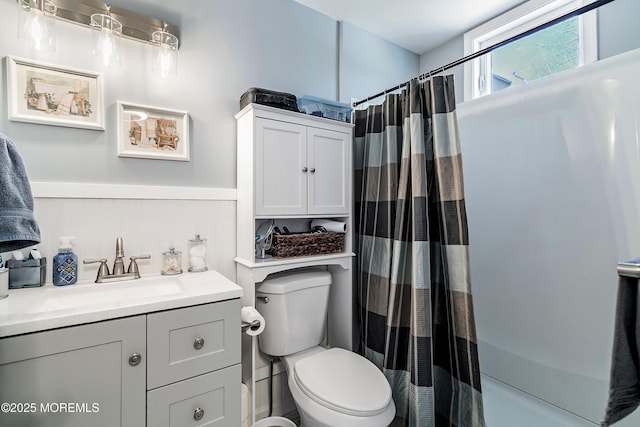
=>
[236,102,354,366]
[236,103,355,419]
[236,103,355,284]
[0,300,241,427]
[254,117,350,216]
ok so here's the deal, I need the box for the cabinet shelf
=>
[235,252,353,269]
[254,214,350,220]
[235,253,353,283]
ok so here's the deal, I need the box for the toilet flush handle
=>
[256,296,269,304]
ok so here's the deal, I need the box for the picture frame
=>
[6,56,104,130]
[116,101,189,162]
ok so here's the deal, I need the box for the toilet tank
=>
[256,270,331,356]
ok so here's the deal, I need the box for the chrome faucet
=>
[113,237,126,275]
[84,237,151,283]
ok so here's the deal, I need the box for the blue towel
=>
[0,133,41,252]
[601,274,640,426]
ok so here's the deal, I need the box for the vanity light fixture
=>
[90,5,122,67]
[22,0,180,75]
[152,23,179,78]
[18,0,57,53]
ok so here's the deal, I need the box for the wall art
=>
[117,101,189,161]
[6,56,104,130]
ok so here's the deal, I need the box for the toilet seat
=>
[292,348,392,417]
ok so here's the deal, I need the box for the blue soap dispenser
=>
[53,236,78,286]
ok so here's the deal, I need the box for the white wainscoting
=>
[26,183,237,284]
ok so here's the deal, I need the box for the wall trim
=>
[31,182,238,201]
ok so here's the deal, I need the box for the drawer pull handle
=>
[194,407,205,421]
[310,167,316,173]
[194,337,205,350]
[128,353,142,366]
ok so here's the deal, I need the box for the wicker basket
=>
[266,232,345,258]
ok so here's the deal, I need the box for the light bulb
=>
[96,30,116,66]
[19,0,56,52]
[24,10,44,50]
[90,11,122,67]
[158,45,174,78]
[152,26,178,78]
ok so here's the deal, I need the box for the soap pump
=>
[53,236,78,286]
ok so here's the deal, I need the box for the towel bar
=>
[617,261,640,279]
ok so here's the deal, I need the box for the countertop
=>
[0,270,243,338]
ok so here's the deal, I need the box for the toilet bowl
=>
[256,270,396,427]
[283,346,395,427]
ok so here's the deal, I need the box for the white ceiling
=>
[293,0,527,55]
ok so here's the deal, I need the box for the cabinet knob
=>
[302,167,308,173]
[194,407,205,421]
[128,353,142,366]
[194,337,205,350]
[309,167,316,173]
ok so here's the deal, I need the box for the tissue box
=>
[7,258,47,288]
[297,95,352,123]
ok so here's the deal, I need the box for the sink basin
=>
[28,275,186,314]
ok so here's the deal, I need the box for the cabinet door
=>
[0,316,146,427]
[255,118,307,215]
[307,127,350,215]
[147,364,240,427]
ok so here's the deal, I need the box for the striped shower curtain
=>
[354,76,484,426]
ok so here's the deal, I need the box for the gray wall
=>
[420,37,465,104]
[420,0,640,103]
[597,0,640,59]
[342,22,420,105]
[0,0,419,188]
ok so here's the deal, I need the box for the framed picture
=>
[116,102,189,161]
[6,56,104,130]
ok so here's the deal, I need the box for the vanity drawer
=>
[147,363,241,427]
[147,299,240,389]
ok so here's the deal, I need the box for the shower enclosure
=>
[457,48,640,426]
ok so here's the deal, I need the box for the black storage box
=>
[7,258,47,288]
[240,87,300,112]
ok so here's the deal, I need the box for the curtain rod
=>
[352,0,616,107]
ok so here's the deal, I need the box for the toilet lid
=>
[293,348,392,417]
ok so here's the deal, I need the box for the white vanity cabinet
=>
[0,299,241,427]
[146,300,241,427]
[0,315,146,427]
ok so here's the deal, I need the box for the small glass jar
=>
[161,247,182,275]
[188,234,208,272]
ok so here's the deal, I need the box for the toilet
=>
[256,269,396,427]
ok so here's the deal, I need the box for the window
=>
[464,0,597,100]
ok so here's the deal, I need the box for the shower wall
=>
[457,48,640,425]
